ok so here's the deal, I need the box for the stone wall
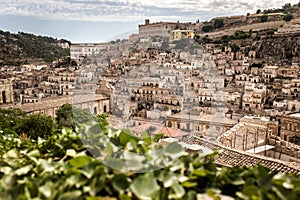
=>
[268,134,300,160]
[0,94,110,118]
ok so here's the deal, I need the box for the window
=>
[1,91,6,103]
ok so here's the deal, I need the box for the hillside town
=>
[2,3,300,174]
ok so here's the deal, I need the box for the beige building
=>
[277,65,299,79]
[70,43,108,64]
[262,65,278,83]
[242,85,266,113]
[169,30,195,42]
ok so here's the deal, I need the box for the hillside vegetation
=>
[0,30,70,66]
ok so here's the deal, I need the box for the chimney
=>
[145,19,150,25]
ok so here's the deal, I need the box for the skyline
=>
[0,0,299,43]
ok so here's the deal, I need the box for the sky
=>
[0,0,299,43]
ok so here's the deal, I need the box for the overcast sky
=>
[0,0,298,43]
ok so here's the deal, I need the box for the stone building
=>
[166,111,237,138]
[278,113,300,141]
[138,19,192,39]
[70,43,108,64]
[219,116,278,151]
[0,79,14,105]
[262,65,278,83]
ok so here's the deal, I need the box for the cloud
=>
[0,0,298,22]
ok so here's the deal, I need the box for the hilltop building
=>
[138,19,194,39]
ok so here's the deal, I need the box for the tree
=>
[260,14,268,22]
[16,114,55,139]
[55,103,109,131]
[96,114,109,128]
[283,13,293,22]
[282,3,292,13]
[230,44,240,53]
[0,108,26,131]
[256,9,261,14]
[55,103,74,128]
[202,24,214,32]
[203,36,213,43]
[214,19,224,29]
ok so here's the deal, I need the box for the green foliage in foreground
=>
[0,106,300,199]
[0,126,299,199]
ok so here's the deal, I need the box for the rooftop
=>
[289,113,300,118]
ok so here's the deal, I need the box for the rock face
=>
[252,35,300,64]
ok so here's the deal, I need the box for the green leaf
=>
[112,174,130,192]
[58,190,82,200]
[39,181,53,198]
[66,149,77,157]
[283,181,294,190]
[69,156,92,168]
[186,191,197,200]
[170,159,184,172]
[119,194,131,200]
[163,173,178,188]
[182,181,198,188]
[27,149,40,157]
[271,186,288,200]
[15,165,32,176]
[119,130,139,146]
[231,177,245,186]
[169,182,185,199]
[4,148,18,158]
[241,185,259,197]
[142,131,152,145]
[165,142,184,155]
[103,142,114,156]
[130,173,160,200]
[193,169,207,177]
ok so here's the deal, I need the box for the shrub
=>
[283,13,294,22]
[202,24,214,32]
[214,19,224,29]
[261,14,269,22]
[16,114,55,140]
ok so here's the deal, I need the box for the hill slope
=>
[0,30,70,66]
